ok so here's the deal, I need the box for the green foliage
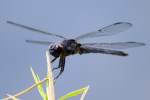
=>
[31,67,89,100]
[59,86,89,100]
[2,51,89,100]
[31,67,47,100]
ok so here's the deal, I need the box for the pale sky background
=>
[0,0,150,100]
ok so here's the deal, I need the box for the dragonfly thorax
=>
[62,39,81,55]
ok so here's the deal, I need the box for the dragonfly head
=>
[49,43,63,57]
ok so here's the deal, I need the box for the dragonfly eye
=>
[49,45,55,50]
[49,43,63,50]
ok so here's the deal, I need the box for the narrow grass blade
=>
[59,86,90,100]
[6,94,20,100]
[2,78,47,100]
[30,67,47,100]
[80,85,89,100]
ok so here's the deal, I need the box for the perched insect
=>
[7,21,145,80]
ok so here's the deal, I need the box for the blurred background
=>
[0,0,149,100]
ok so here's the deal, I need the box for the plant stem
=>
[46,51,55,100]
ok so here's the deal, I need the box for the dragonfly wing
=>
[80,46,128,56]
[81,42,145,49]
[7,21,66,39]
[26,40,53,45]
[75,22,132,40]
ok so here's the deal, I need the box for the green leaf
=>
[30,67,47,100]
[58,86,89,100]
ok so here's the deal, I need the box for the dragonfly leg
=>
[54,65,65,80]
[52,66,61,71]
[52,57,61,71]
[54,55,65,80]
[51,57,58,63]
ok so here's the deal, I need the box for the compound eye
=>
[49,45,55,50]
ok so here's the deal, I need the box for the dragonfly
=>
[7,21,145,80]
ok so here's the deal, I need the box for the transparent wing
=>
[80,46,128,56]
[75,22,132,40]
[7,21,66,39]
[26,40,53,45]
[81,42,145,49]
